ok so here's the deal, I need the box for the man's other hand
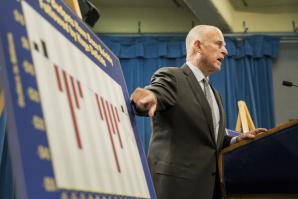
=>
[236,128,267,142]
[130,88,157,117]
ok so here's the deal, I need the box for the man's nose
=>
[222,46,228,56]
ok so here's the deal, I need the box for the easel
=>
[64,0,82,18]
[235,100,255,133]
[0,90,4,116]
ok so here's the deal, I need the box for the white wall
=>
[93,6,198,33]
[272,42,298,125]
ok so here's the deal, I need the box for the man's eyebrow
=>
[216,40,226,46]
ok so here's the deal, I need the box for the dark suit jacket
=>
[144,64,232,199]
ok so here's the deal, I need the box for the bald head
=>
[185,25,222,55]
[185,25,228,76]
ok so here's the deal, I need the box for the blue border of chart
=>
[0,0,156,198]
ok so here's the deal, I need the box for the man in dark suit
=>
[131,25,266,199]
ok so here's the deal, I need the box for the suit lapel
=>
[211,86,225,148]
[182,65,216,146]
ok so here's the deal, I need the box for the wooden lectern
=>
[220,119,298,199]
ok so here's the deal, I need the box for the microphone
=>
[282,80,298,87]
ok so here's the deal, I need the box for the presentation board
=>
[0,1,156,199]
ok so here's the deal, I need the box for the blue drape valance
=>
[102,35,279,59]
[102,36,186,58]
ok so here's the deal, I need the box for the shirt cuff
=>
[230,136,237,145]
[226,129,240,145]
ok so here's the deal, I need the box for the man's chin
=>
[207,64,221,74]
[212,65,221,72]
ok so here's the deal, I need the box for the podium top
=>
[222,119,298,154]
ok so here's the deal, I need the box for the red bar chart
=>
[23,2,149,197]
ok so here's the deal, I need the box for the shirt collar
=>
[186,61,208,83]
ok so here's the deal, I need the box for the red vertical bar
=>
[77,80,83,98]
[70,76,79,109]
[62,70,82,149]
[115,106,120,122]
[95,94,103,120]
[53,64,62,92]
[100,97,121,173]
[111,104,123,148]
[106,100,116,135]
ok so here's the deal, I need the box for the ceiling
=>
[91,0,186,8]
[229,0,298,13]
[92,0,298,12]
[91,0,298,33]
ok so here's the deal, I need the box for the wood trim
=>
[227,194,298,199]
[222,119,298,154]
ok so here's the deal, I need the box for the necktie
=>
[202,78,217,142]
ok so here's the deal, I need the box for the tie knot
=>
[202,78,209,86]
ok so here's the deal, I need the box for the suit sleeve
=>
[222,135,233,148]
[146,67,177,112]
[216,90,233,148]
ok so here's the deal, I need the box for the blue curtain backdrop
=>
[101,36,187,152]
[101,35,279,152]
[0,110,14,199]
[0,76,15,198]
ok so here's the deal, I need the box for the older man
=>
[131,25,266,199]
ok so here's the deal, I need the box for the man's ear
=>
[193,40,201,53]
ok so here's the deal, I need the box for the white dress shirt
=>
[187,62,220,141]
[187,62,238,144]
